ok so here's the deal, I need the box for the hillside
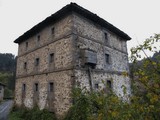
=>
[0,53,16,98]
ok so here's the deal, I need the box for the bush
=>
[64,86,160,120]
[9,105,57,120]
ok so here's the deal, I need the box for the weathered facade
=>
[14,3,131,117]
[0,82,5,101]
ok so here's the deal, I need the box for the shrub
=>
[9,105,57,120]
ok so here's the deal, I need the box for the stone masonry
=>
[14,3,131,118]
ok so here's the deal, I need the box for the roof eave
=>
[14,3,131,43]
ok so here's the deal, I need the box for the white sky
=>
[0,0,160,56]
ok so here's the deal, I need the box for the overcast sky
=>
[0,0,160,56]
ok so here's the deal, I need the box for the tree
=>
[130,33,160,119]
[0,53,16,72]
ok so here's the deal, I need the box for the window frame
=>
[51,27,55,35]
[94,83,99,89]
[22,83,26,92]
[25,42,28,50]
[49,82,54,92]
[104,32,110,45]
[37,35,40,46]
[24,62,27,70]
[106,80,112,89]
[49,53,54,63]
[34,83,39,92]
[35,58,40,66]
[105,53,110,64]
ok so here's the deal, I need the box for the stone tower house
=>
[14,3,131,117]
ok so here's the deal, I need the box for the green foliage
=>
[9,105,57,120]
[0,53,16,72]
[0,53,16,93]
[4,88,13,99]
[130,33,160,120]
[64,88,130,120]
[0,72,15,98]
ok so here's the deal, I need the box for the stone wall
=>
[72,14,130,98]
[15,70,73,116]
[15,14,75,117]
[74,69,131,100]
[72,13,128,53]
[16,36,74,77]
[18,14,73,56]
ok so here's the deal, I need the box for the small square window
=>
[35,58,40,66]
[95,83,99,89]
[51,27,55,34]
[24,62,27,69]
[22,84,26,92]
[105,54,110,64]
[49,53,54,63]
[35,83,38,92]
[49,82,54,92]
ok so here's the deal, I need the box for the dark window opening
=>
[0,86,2,90]
[35,58,39,66]
[49,53,54,63]
[104,32,108,40]
[37,35,40,45]
[25,42,28,50]
[51,27,55,34]
[37,35,40,41]
[49,82,54,92]
[22,84,26,92]
[24,62,27,69]
[95,83,99,89]
[107,80,112,89]
[105,54,110,64]
[35,83,38,92]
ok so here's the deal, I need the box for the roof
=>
[0,82,6,87]
[14,3,131,43]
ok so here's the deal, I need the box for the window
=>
[37,35,40,46]
[35,58,40,66]
[51,27,55,34]
[35,83,38,92]
[37,35,40,41]
[104,32,108,40]
[95,83,99,89]
[0,86,2,90]
[22,84,26,92]
[24,62,27,69]
[25,42,28,50]
[104,32,110,45]
[49,53,54,63]
[107,80,112,89]
[49,82,54,92]
[105,54,110,64]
